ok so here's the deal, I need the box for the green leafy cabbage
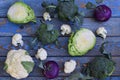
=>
[68,28,96,56]
[7,2,36,24]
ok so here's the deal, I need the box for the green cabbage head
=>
[68,28,96,56]
[7,2,36,24]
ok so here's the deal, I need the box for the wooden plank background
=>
[0,0,120,80]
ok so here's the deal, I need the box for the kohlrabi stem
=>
[75,16,80,23]
[46,5,56,9]
[38,61,45,70]
[31,38,37,44]
[32,19,37,23]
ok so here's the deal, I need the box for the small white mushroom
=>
[35,48,47,60]
[96,27,107,39]
[61,24,72,35]
[64,60,77,74]
[43,12,51,21]
[12,33,24,46]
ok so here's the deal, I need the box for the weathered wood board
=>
[0,18,120,36]
[0,57,120,77]
[0,37,119,57]
[0,0,120,17]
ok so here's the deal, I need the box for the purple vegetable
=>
[94,5,112,21]
[43,61,59,79]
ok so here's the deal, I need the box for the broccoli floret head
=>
[88,57,115,79]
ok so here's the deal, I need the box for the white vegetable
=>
[35,48,47,60]
[12,33,23,46]
[7,2,36,24]
[68,28,96,56]
[61,24,71,35]
[5,49,34,79]
[43,12,51,21]
[96,27,107,39]
[64,60,77,73]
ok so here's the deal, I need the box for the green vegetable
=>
[68,28,96,56]
[42,0,84,26]
[99,42,112,59]
[36,23,59,45]
[57,0,78,21]
[57,0,84,26]
[85,2,96,9]
[4,63,8,70]
[88,57,115,79]
[83,41,115,79]
[41,2,57,17]
[7,2,36,24]
[65,72,93,80]
[85,0,104,9]
[21,61,34,73]
[67,36,115,79]
[25,51,29,55]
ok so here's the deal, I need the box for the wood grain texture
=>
[0,18,120,36]
[111,77,120,80]
[0,0,120,17]
[0,77,111,80]
[10,77,111,80]
[0,36,119,57]
[10,77,65,80]
[0,77,113,80]
[0,57,119,77]
[0,0,120,79]
[0,77,11,80]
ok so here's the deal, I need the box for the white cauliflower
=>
[64,60,77,73]
[43,12,51,21]
[12,33,24,46]
[35,48,47,60]
[61,24,71,35]
[5,49,34,79]
[96,27,107,39]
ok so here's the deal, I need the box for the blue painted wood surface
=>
[0,18,120,36]
[0,37,119,57]
[0,0,120,80]
[0,0,120,17]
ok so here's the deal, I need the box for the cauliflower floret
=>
[5,49,34,79]
[61,24,71,35]
[43,12,51,21]
[35,48,47,60]
[64,60,77,73]
[12,33,24,46]
[96,27,107,39]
